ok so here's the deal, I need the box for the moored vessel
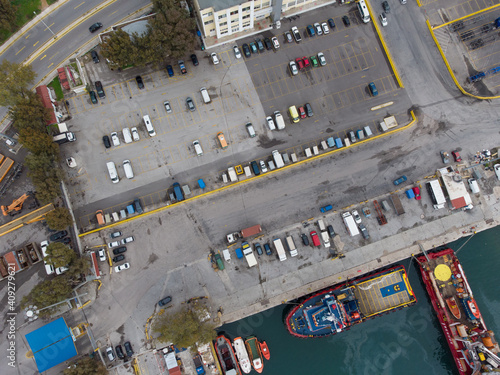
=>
[416,248,500,375]
[245,336,263,373]
[233,337,251,374]
[214,334,241,375]
[259,340,270,361]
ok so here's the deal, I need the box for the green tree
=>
[65,257,91,282]
[0,0,17,32]
[64,356,108,375]
[149,0,197,60]
[154,305,216,348]
[18,128,59,154]
[0,60,37,107]
[45,207,73,230]
[9,91,51,132]
[45,242,76,268]
[21,277,73,312]
[100,29,139,69]
[25,152,62,203]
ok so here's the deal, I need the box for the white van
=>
[106,161,119,183]
[122,127,132,143]
[246,123,256,138]
[200,87,211,104]
[143,115,156,137]
[318,219,326,232]
[468,178,479,194]
[123,160,134,179]
[193,140,203,156]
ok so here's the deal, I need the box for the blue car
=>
[166,65,174,77]
[393,175,407,185]
[368,82,378,96]
[307,24,315,37]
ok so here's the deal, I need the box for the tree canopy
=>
[0,60,36,107]
[64,356,107,375]
[45,207,73,230]
[45,242,76,268]
[154,304,216,348]
[9,91,51,132]
[21,277,73,313]
[0,0,17,32]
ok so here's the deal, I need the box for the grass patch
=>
[48,76,64,100]
[0,0,41,44]
[47,0,57,4]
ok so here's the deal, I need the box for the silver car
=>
[314,22,323,35]
[114,263,130,273]
[259,160,268,173]
[164,101,172,113]
[233,46,241,59]
[289,61,298,76]
[131,127,140,141]
[121,236,134,245]
[186,97,196,112]
[317,52,327,66]
[321,22,330,34]
[108,241,120,249]
[110,132,120,146]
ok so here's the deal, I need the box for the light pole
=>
[33,11,56,39]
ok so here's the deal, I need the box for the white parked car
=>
[121,236,135,245]
[321,22,330,34]
[271,36,280,49]
[211,52,219,65]
[131,127,140,141]
[55,266,69,275]
[259,161,268,173]
[233,46,241,59]
[266,116,276,130]
[289,61,298,76]
[98,249,106,262]
[352,210,362,224]
[110,132,120,146]
[314,22,323,35]
[380,13,388,27]
[115,263,130,273]
[108,241,120,249]
[41,240,54,275]
[317,52,327,66]
[66,157,77,168]
[164,101,172,114]
[494,164,500,180]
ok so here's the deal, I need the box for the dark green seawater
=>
[221,226,500,375]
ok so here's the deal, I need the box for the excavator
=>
[1,192,33,216]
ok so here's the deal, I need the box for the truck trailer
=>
[342,212,360,236]
[390,194,405,215]
[285,236,298,257]
[226,224,262,243]
[273,238,287,261]
[272,150,285,168]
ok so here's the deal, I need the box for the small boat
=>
[446,297,461,320]
[259,340,270,361]
[245,336,263,373]
[214,334,241,375]
[233,337,251,374]
[466,298,481,319]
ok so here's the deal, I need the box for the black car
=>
[133,198,143,214]
[305,103,313,117]
[89,90,98,104]
[112,254,125,263]
[89,22,103,33]
[113,246,127,255]
[91,50,99,63]
[124,342,134,357]
[250,161,260,175]
[255,243,263,256]
[328,18,336,29]
[264,243,272,255]
[264,37,272,50]
[115,345,125,360]
[50,230,68,241]
[256,38,265,52]
[135,75,144,89]
[327,225,336,238]
[158,296,172,307]
[95,81,105,98]
[103,135,111,148]
[242,43,251,58]
[301,233,310,246]
[342,16,350,27]
[190,54,199,66]
[382,1,390,13]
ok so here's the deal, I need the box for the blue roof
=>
[25,317,77,372]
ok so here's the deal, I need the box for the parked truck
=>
[342,212,360,236]
[172,182,184,202]
[273,238,287,261]
[285,235,298,257]
[390,194,405,215]
[241,241,257,267]
[193,354,206,375]
[226,224,262,243]
[320,231,331,247]
[178,60,187,74]
[272,150,285,168]
[53,132,76,144]
[227,167,238,182]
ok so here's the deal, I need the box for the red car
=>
[412,187,421,200]
[452,150,462,162]
[298,106,306,119]
[302,56,310,68]
[310,231,321,247]
[295,57,305,70]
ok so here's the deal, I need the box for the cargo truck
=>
[320,231,331,247]
[241,241,257,267]
[390,194,405,215]
[285,236,298,257]
[226,224,262,243]
[173,182,184,202]
[228,167,238,182]
[193,354,206,375]
[53,132,76,144]
[272,150,285,168]
[273,238,287,261]
[342,212,360,236]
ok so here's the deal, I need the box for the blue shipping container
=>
[173,182,184,201]
[327,137,335,148]
[335,138,343,148]
[235,248,243,259]
[126,205,135,214]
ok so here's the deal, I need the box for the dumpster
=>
[198,179,206,189]
[335,138,343,148]
[405,189,415,199]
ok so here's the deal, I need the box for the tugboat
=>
[259,340,270,361]
[233,337,251,374]
[245,336,263,373]
[214,334,241,375]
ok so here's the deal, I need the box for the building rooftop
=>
[438,167,472,209]
[198,0,248,12]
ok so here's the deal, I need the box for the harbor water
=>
[220,226,500,375]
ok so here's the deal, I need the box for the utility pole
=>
[33,11,57,39]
